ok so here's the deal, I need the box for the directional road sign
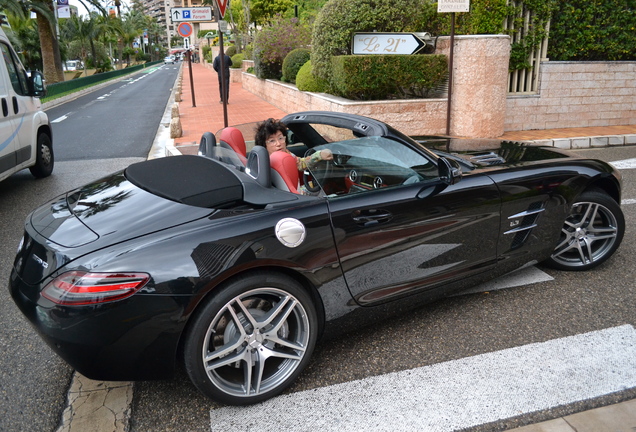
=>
[352,33,427,55]
[171,7,212,22]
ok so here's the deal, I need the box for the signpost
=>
[170,7,213,22]
[438,0,470,136]
[352,33,427,55]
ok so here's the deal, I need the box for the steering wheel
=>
[302,149,332,193]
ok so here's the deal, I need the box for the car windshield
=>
[305,136,438,197]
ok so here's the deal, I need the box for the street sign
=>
[171,7,212,22]
[177,22,193,38]
[218,20,228,32]
[438,0,470,13]
[215,0,229,18]
[352,33,426,55]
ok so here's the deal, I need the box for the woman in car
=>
[255,118,332,170]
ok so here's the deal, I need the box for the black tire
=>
[29,132,54,178]
[183,272,318,405]
[544,190,624,271]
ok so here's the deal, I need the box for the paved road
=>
[0,64,179,432]
[128,146,636,431]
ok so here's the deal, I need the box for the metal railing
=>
[505,0,550,94]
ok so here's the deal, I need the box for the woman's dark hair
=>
[255,118,287,147]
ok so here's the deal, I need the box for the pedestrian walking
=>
[213,53,232,104]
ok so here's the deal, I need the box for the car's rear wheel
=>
[29,132,54,178]
[183,272,317,405]
[544,190,624,271]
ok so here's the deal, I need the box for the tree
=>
[1,0,106,83]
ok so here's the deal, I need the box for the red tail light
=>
[42,271,150,305]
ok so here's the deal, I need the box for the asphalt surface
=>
[127,146,636,431]
[0,65,634,431]
[0,158,144,432]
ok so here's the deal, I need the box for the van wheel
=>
[29,132,54,178]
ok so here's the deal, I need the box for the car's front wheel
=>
[183,272,318,405]
[29,132,54,178]
[544,190,624,271]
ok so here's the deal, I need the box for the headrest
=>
[270,151,299,194]
[245,146,271,188]
[219,127,247,157]
[198,132,216,158]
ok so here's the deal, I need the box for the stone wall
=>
[506,61,636,131]
[242,35,510,138]
[240,35,635,138]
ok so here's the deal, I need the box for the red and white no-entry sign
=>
[177,22,193,38]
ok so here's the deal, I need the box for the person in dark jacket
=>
[213,53,232,104]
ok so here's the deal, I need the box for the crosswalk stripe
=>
[611,158,636,170]
[210,325,636,432]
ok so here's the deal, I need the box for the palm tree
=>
[1,0,106,83]
[2,11,42,70]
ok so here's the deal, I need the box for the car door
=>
[314,136,502,306]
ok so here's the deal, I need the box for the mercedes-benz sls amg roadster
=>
[10,111,624,405]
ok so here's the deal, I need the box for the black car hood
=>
[29,170,214,249]
[416,138,574,170]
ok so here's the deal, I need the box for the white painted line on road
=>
[622,199,636,206]
[611,158,636,170]
[210,325,636,432]
[51,115,68,123]
[453,265,553,296]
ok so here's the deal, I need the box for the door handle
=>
[352,210,392,226]
[12,96,18,114]
[1,98,7,117]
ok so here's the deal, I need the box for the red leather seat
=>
[270,151,300,194]
[218,127,247,165]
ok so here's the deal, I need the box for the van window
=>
[1,42,29,96]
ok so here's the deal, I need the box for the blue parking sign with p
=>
[183,10,191,18]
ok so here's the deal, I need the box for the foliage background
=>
[547,0,636,61]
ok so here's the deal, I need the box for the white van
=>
[0,27,53,182]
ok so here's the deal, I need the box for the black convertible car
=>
[10,112,624,405]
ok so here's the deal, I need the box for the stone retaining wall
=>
[506,61,636,131]
[240,36,635,138]
[242,35,509,138]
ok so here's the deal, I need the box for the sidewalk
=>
[169,62,636,432]
[171,62,636,156]
[173,62,286,156]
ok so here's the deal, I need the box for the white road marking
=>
[452,265,553,296]
[622,199,636,206]
[611,158,636,170]
[51,115,68,123]
[210,325,636,432]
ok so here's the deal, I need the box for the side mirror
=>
[438,157,462,185]
[27,70,47,98]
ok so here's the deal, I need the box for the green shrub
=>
[253,15,311,79]
[225,45,237,57]
[244,44,254,60]
[296,60,328,92]
[331,54,448,100]
[548,0,636,61]
[231,53,244,69]
[311,0,436,85]
[282,48,311,83]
